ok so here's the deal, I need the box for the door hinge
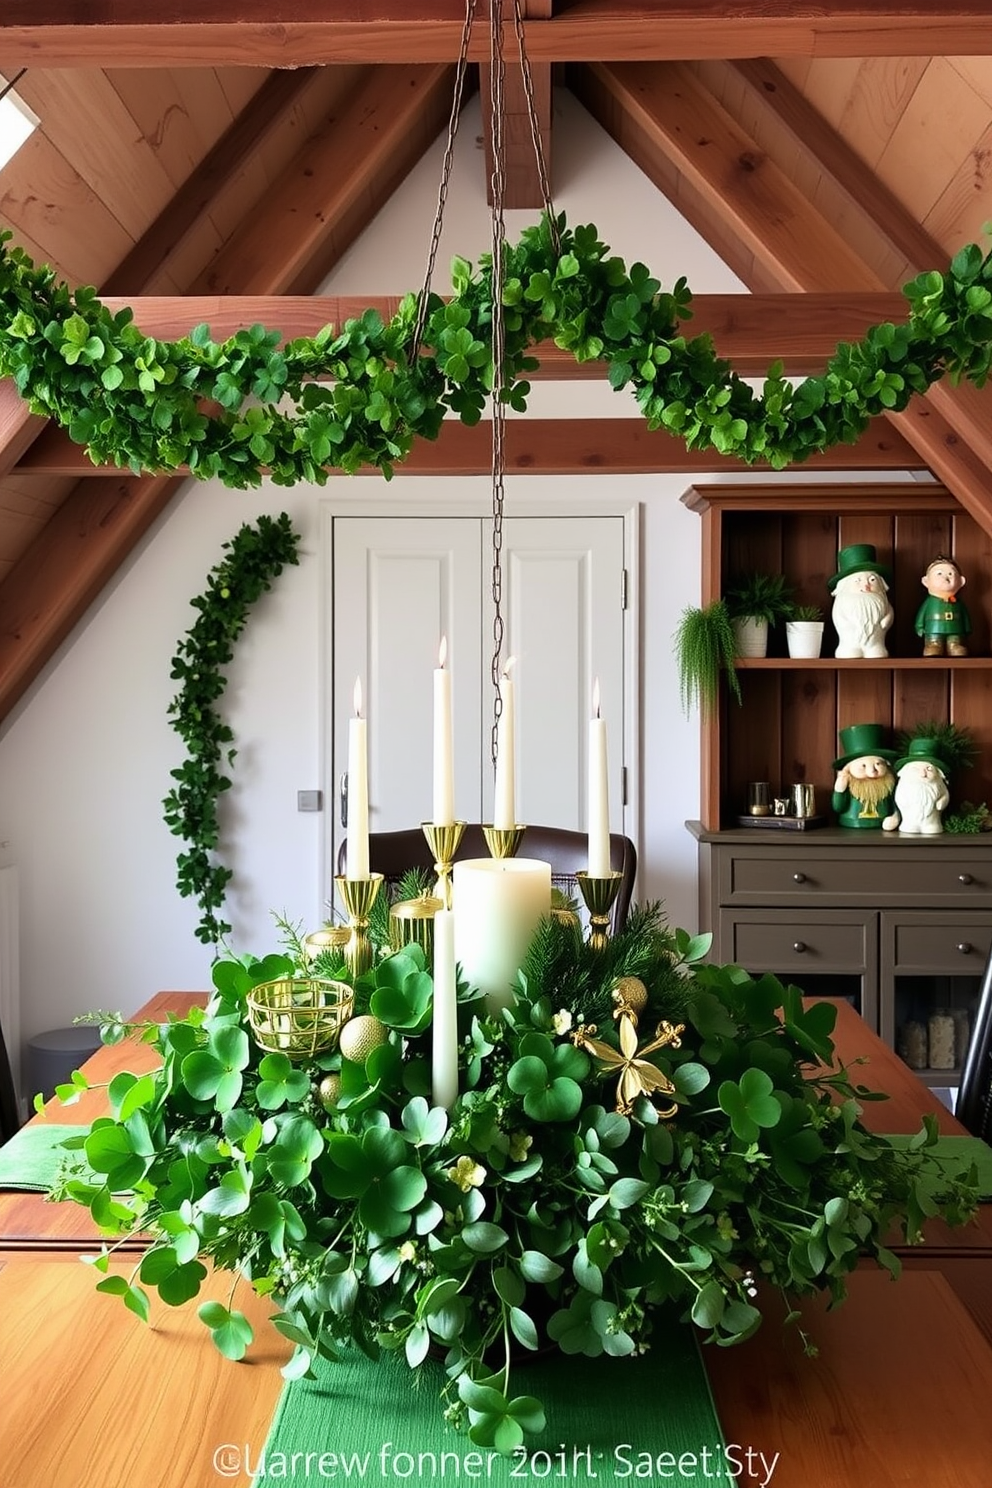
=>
[620,568,628,610]
[621,766,628,806]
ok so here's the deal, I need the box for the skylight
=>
[0,77,38,172]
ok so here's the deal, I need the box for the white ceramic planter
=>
[732,615,769,658]
[785,620,825,659]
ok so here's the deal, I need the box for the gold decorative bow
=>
[571,1011,685,1117]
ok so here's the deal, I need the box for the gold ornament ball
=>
[338,1014,389,1064]
[318,1073,341,1111]
[612,976,649,1013]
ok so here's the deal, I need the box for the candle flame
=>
[353,677,363,717]
[593,677,601,718]
[438,635,448,669]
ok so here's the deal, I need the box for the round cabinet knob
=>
[793,941,807,953]
[957,942,973,955]
[958,874,974,885]
[792,872,807,884]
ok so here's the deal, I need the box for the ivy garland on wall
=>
[3,212,992,943]
[163,513,301,945]
[2,214,992,492]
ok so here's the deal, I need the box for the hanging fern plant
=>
[163,512,301,945]
[1,215,992,487]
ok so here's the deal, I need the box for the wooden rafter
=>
[478,1,553,211]
[12,417,920,480]
[3,3,991,68]
[0,63,456,722]
[572,59,992,535]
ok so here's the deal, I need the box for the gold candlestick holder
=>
[421,821,465,910]
[334,873,384,977]
[482,824,525,860]
[576,870,622,952]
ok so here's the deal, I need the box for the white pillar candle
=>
[492,657,516,830]
[346,677,370,880]
[453,858,552,1011]
[431,907,459,1110]
[588,678,611,877]
[433,636,454,826]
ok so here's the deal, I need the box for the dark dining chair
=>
[0,1019,22,1147]
[338,825,637,933]
[956,944,992,1144]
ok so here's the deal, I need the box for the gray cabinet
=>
[691,823,992,1090]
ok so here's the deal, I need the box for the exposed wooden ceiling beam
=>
[0,387,48,484]
[9,416,920,480]
[188,64,455,295]
[0,473,183,722]
[573,59,992,533]
[0,63,456,722]
[479,2,553,211]
[102,67,324,295]
[3,3,990,68]
[0,288,914,376]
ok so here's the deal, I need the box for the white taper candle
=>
[588,678,611,877]
[493,657,516,830]
[433,636,454,826]
[346,677,370,879]
[431,907,459,1109]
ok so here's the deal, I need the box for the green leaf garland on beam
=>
[2,217,992,488]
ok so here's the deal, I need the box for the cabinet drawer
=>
[718,850,992,907]
[885,914,992,974]
[722,911,873,973]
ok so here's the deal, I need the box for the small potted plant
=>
[785,602,825,659]
[673,599,742,717]
[724,573,794,658]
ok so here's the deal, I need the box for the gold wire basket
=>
[246,977,354,1061]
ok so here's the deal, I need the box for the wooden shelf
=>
[737,657,992,670]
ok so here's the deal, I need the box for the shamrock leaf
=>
[717,1068,782,1143]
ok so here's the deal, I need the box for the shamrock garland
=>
[2,213,992,489]
[163,513,301,945]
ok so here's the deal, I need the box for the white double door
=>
[327,503,634,885]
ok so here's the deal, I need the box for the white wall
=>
[0,90,909,1061]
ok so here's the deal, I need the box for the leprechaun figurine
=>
[831,722,899,829]
[915,554,971,657]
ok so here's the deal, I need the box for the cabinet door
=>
[719,908,878,1028]
[881,911,992,1087]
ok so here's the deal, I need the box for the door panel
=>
[490,517,625,833]
[331,512,627,891]
[331,518,483,873]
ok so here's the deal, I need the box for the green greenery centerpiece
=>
[724,572,795,625]
[51,904,977,1454]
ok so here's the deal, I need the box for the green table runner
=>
[885,1134,992,1199]
[0,1123,92,1190]
[262,1326,737,1487]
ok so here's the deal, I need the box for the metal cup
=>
[791,783,816,819]
[773,797,790,816]
[747,781,771,817]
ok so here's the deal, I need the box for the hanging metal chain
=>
[488,0,509,768]
[408,0,560,767]
[412,0,480,358]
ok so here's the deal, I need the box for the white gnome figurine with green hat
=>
[883,738,950,835]
[829,543,894,659]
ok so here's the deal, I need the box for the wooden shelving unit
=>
[682,482,992,831]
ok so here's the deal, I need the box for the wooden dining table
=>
[1,992,991,1487]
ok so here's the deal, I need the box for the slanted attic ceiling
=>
[1,3,992,723]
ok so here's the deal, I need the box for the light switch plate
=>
[297,790,322,812]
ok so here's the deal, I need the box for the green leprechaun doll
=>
[831,722,899,829]
[915,554,971,657]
